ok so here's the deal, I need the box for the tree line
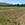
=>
[0,3,25,7]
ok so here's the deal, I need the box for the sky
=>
[0,0,25,4]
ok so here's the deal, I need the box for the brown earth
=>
[0,9,25,25]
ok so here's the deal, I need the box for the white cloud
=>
[16,2,22,4]
[0,1,22,4]
[6,2,22,4]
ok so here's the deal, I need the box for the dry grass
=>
[0,7,25,25]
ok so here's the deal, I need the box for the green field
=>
[0,7,25,25]
[0,7,25,9]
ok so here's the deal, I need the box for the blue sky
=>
[0,0,25,4]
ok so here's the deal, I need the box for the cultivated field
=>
[0,7,25,25]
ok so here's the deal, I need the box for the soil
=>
[0,9,25,25]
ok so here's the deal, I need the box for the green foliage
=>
[0,15,5,23]
[0,7,25,10]
[0,14,14,25]
[0,14,20,25]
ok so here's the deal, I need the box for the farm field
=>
[0,7,25,25]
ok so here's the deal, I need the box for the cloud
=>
[0,1,22,4]
[16,2,22,4]
[6,2,22,4]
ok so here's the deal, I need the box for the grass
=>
[0,14,20,25]
[0,7,25,25]
[0,7,17,9]
[0,7,25,9]
[0,7,25,13]
[0,14,16,25]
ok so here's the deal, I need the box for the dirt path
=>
[16,14,25,25]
